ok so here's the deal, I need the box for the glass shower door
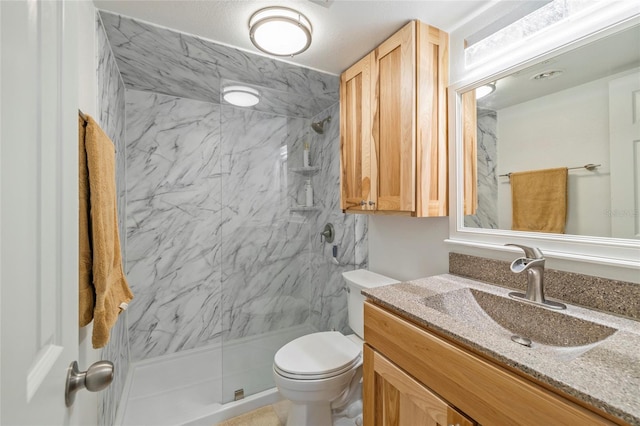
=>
[219,82,315,402]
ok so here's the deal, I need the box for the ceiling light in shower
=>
[531,69,564,81]
[249,7,312,57]
[475,82,496,99]
[222,85,260,107]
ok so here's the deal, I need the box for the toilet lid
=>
[274,331,361,378]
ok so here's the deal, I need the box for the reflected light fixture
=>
[531,69,564,81]
[475,82,496,99]
[222,85,260,107]
[249,7,312,57]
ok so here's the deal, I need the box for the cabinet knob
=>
[360,200,366,206]
[368,201,375,206]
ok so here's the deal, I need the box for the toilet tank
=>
[342,269,400,338]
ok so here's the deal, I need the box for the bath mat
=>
[216,405,282,426]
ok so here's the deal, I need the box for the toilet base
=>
[286,401,332,426]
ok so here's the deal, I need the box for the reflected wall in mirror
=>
[463,24,640,239]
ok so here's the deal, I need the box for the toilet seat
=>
[274,331,361,380]
[274,355,361,380]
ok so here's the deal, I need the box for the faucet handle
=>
[505,244,544,259]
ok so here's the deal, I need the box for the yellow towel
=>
[79,117,94,327]
[511,167,568,234]
[79,114,133,349]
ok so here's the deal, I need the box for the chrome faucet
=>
[506,244,566,310]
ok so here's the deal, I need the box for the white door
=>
[609,70,640,239]
[1,1,80,424]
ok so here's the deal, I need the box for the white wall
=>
[76,1,100,424]
[368,216,449,281]
[496,75,613,237]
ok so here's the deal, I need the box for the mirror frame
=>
[447,14,640,273]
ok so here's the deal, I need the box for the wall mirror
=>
[450,18,640,271]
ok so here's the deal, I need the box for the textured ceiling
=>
[93,0,492,75]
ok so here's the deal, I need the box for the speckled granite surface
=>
[449,253,640,320]
[363,274,640,425]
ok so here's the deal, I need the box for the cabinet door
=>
[363,344,475,426]
[341,53,374,211]
[372,21,416,212]
[462,91,478,215]
[415,23,449,217]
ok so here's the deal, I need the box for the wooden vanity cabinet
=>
[364,344,475,426]
[363,301,622,426]
[340,21,448,217]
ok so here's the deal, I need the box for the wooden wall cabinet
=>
[364,301,621,426]
[340,21,448,217]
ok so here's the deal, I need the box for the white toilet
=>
[273,269,400,426]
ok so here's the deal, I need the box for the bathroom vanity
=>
[362,275,640,426]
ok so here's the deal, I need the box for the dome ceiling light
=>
[475,82,496,99]
[249,7,312,57]
[222,85,260,107]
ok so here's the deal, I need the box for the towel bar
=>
[499,163,600,178]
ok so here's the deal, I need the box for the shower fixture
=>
[311,116,331,134]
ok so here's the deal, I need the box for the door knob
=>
[65,360,114,407]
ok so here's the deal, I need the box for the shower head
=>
[311,116,331,134]
[311,121,324,134]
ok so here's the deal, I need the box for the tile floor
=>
[216,400,290,426]
[217,398,363,426]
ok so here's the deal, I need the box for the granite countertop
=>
[363,274,640,425]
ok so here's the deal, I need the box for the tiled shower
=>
[96,10,367,425]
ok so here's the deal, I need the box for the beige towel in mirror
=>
[511,167,568,234]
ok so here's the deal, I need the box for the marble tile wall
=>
[464,108,498,229]
[125,90,222,361]
[306,103,368,334]
[96,13,129,426]
[99,12,338,118]
[124,91,365,360]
